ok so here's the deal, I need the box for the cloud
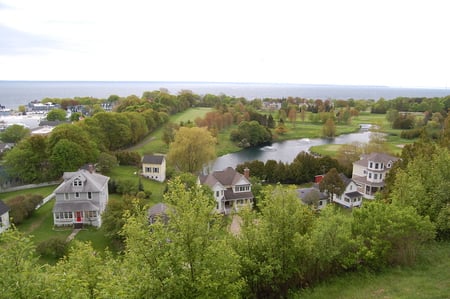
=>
[0,24,64,55]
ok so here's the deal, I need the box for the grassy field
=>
[296,242,450,299]
[135,107,213,155]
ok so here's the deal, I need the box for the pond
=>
[211,130,371,171]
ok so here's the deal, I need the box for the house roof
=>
[54,169,109,194]
[0,200,10,215]
[352,175,386,187]
[224,189,254,200]
[148,203,169,217]
[345,191,363,198]
[354,152,399,167]
[338,173,352,186]
[297,188,328,204]
[53,201,100,212]
[142,154,165,165]
[199,167,250,188]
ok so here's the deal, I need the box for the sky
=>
[0,0,449,87]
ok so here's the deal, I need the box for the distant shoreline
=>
[1,81,449,110]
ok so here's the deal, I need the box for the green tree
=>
[322,118,336,138]
[390,148,450,239]
[319,168,345,203]
[235,185,315,297]
[96,152,117,174]
[0,230,43,298]
[118,179,243,298]
[386,109,399,127]
[0,124,30,143]
[4,135,50,183]
[49,139,86,175]
[46,108,67,121]
[352,201,435,269]
[167,126,216,173]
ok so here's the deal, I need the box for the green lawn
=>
[0,185,57,204]
[296,242,450,299]
[135,107,213,155]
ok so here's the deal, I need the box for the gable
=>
[55,169,109,194]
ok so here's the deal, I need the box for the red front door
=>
[76,211,82,222]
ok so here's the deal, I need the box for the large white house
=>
[198,167,254,215]
[352,152,399,199]
[52,167,109,228]
[0,200,10,233]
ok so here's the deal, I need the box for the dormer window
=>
[73,178,83,187]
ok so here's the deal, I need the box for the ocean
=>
[1,81,449,110]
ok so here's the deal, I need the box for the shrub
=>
[8,194,43,225]
[36,237,68,260]
[115,151,141,166]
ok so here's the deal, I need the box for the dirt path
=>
[126,135,156,151]
[230,215,242,236]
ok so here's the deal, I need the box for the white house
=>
[142,154,166,182]
[331,173,363,208]
[352,152,399,199]
[198,167,254,215]
[0,200,10,233]
[52,167,109,228]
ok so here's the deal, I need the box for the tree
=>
[288,107,297,127]
[235,185,314,297]
[49,139,86,176]
[167,126,216,173]
[4,135,50,183]
[0,230,43,298]
[96,152,117,174]
[386,109,399,127]
[0,124,30,143]
[319,168,345,203]
[46,108,67,121]
[230,121,272,147]
[322,118,336,138]
[117,179,243,298]
[390,147,450,239]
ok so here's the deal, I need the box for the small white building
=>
[332,173,363,208]
[141,155,166,182]
[0,200,11,233]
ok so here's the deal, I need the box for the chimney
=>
[244,167,250,179]
[88,164,94,173]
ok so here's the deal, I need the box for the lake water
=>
[211,131,371,171]
[1,81,449,109]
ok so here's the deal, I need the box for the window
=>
[64,193,69,200]
[349,185,352,190]
[75,192,80,198]
[387,163,391,168]
[369,162,373,168]
[374,173,378,179]
[73,179,82,187]
[88,211,97,218]
[368,173,372,179]
[216,191,219,197]
[380,173,383,180]
[375,163,379,169]
[153,167,159,173]
[145,167,151,173]
[88,192,92,199]
[236,185,250,192]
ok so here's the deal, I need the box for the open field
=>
[296,242,450,299]
[135,107,212,155]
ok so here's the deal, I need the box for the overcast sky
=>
[0,0,448,87]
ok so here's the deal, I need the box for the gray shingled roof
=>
[199,167,249,188]
[55,169,109,194]
[0,200,10,215]
[354,152,399,167]
[142,155,165,164]
[224,189,254,200]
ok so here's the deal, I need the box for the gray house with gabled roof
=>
[0,200,10,233]
[198,167,254,215]
[53,168,109,228]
